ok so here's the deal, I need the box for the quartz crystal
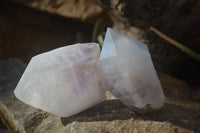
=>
[99,28,165,111]
[14,43,105,117]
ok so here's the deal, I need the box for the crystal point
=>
[14,43,105,117]
[99,28,165,111]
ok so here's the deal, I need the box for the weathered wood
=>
[8,0,103,22]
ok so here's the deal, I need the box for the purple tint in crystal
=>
[99,28,165,112]
[14,43,105,117]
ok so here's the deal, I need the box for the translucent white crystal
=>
[14,43,105,117]
[99,28,165,111]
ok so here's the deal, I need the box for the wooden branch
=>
[150,27,200,61]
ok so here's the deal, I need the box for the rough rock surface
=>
[0,59,200,133]
[9,0,103,22]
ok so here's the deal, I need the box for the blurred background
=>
[0,0,200,132]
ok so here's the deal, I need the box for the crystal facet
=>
[14,43,105,117]
[99,28,165,111]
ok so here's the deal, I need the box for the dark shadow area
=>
[146,102,200,132]
[0,0,93,62]
[94,0,200,87]
[123,0,200,87]
[61,99,127,125]
[61,99,200,132]
[0,118,8,132]
[0,59,26,91]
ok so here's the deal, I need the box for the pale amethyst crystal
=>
[14,43,105,117]
[99,28,165,112]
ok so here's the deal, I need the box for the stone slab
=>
[0,59,200,133]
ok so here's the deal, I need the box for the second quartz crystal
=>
[99,28,165,111]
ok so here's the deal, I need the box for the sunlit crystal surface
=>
[99,28,165,111]
[14,43,105,117]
